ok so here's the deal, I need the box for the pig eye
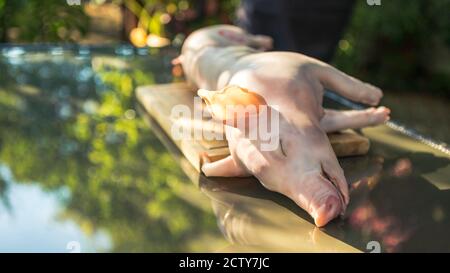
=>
[280,139,287,157]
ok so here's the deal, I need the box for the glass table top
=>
[0,45,449,252]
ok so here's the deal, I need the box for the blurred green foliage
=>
[1,0,448,93]
[0,51,222,251]
[122,0,239,37]
[128,0,449,93]
[333,0,450,94]
[0,0,88,42]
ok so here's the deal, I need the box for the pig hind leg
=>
[314,65,384,106]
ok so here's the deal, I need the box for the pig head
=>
[198,85,349,227]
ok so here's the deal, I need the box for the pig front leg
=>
[320,107,391,133]
[202,153,251,177]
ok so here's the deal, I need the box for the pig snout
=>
[289,169,345,227]
[274,123,348,227]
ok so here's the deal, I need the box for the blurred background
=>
[0,0,449,252]
[1,0,449,95]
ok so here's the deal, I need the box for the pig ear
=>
[197,89,223,120]
[197,89,213,103]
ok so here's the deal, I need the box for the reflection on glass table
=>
[0,45,449,252]
[143,104,450,253]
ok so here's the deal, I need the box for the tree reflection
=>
[0,50,222,252]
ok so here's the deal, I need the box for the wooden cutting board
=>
[136,82,370,172]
